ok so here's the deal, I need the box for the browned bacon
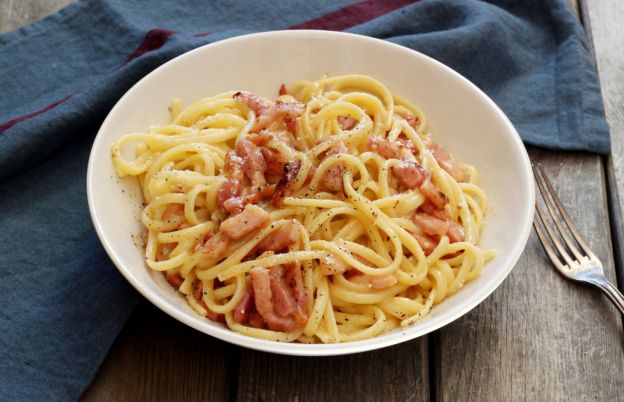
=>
[319,255,350,276]
[269,266,298,318]
[413,233,437,255]
[165,272,184,289]
[412,212,450,236]
[235,139,267,186]
[368,136,402,159]
[251,100,305,133]
[219,204,270,240]
[250,268,273,318]
[234,287,254,324]
[420,179,447,209]
[224,151,245,181]
[404,114,420,128]
[217,179,241,210]
[202,231,230,259]
[426,140,466,182]
[262,147,288,178]
[283,261,307,323]
[234,91,268,115]
[392,160,427,189]
[447,222,465,243]
[322,142,348,192]
[273,160,301,207]
[257,220,300,252]
[162,203,184,222]
[338,116,357,130]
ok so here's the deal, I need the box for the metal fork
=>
[532,164,624,315]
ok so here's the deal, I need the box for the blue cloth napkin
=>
[0,0,610,400]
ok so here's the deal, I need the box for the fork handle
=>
[591,278,624,316]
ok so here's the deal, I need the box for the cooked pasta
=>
[111,74,495,343]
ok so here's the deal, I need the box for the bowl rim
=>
[87,29,535,356]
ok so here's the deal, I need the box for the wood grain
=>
[81,304,235,402]
[580,0,624,288]
[435,150,624,402]
[236,338,430,402]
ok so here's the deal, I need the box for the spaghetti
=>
[111,74,494,343]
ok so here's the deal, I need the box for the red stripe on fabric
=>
[118,28,176,69]
[0,93,75,133]
[290,0,416,30]
[193,30,218,38]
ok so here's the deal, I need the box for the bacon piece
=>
[250,268,273,320]
[234,287,254,324]
[392,160,427,189]
[262,147,288,178]
[193,280,204,301]
[279,84,288,96]
[217,179,241,210]
[285,118,296,133]
[202,231,230,259]
[206,309,225,323]
[338,116,357,130]
[322,142,348,192]
[418,202,448,220]
[368,136,402,159]
[283,261,307,322]
[426,140,466,182]
[273,160,301,208]
[248,310,265,329]
[257,220,300,252]
[165,272,184,289]
[219,204,270,240]
[412,212,450,236]
[420,179,448,209]
[319,255,350,276]
[235,139,267,186]
[269,266,297,318]
[248,129,294,147]
[251,100,305,133]
[260,184,276,199]
[265,314,295,332]
[193,231,214,252]
[162,203,184,222]
[223,197,244,214]
[234,91,268,115]
[224,151,245,181]
[275,100,305,119]
[447,222,465,243]
[404,114,420,128]
[413,233,437,255]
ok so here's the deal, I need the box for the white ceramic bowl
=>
[87,30,534,356]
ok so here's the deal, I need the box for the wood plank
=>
[435,150,624,401]
[0,0,69,33]
[580,0,624,289]
[236,338,430,402]
[81,304,235,402]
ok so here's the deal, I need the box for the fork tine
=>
[533,206,568,273]
[534,164,595,259]
[533,196,576,268]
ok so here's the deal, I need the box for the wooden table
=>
[3,1,623,400]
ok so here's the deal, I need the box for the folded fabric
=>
[0,0,610,400]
